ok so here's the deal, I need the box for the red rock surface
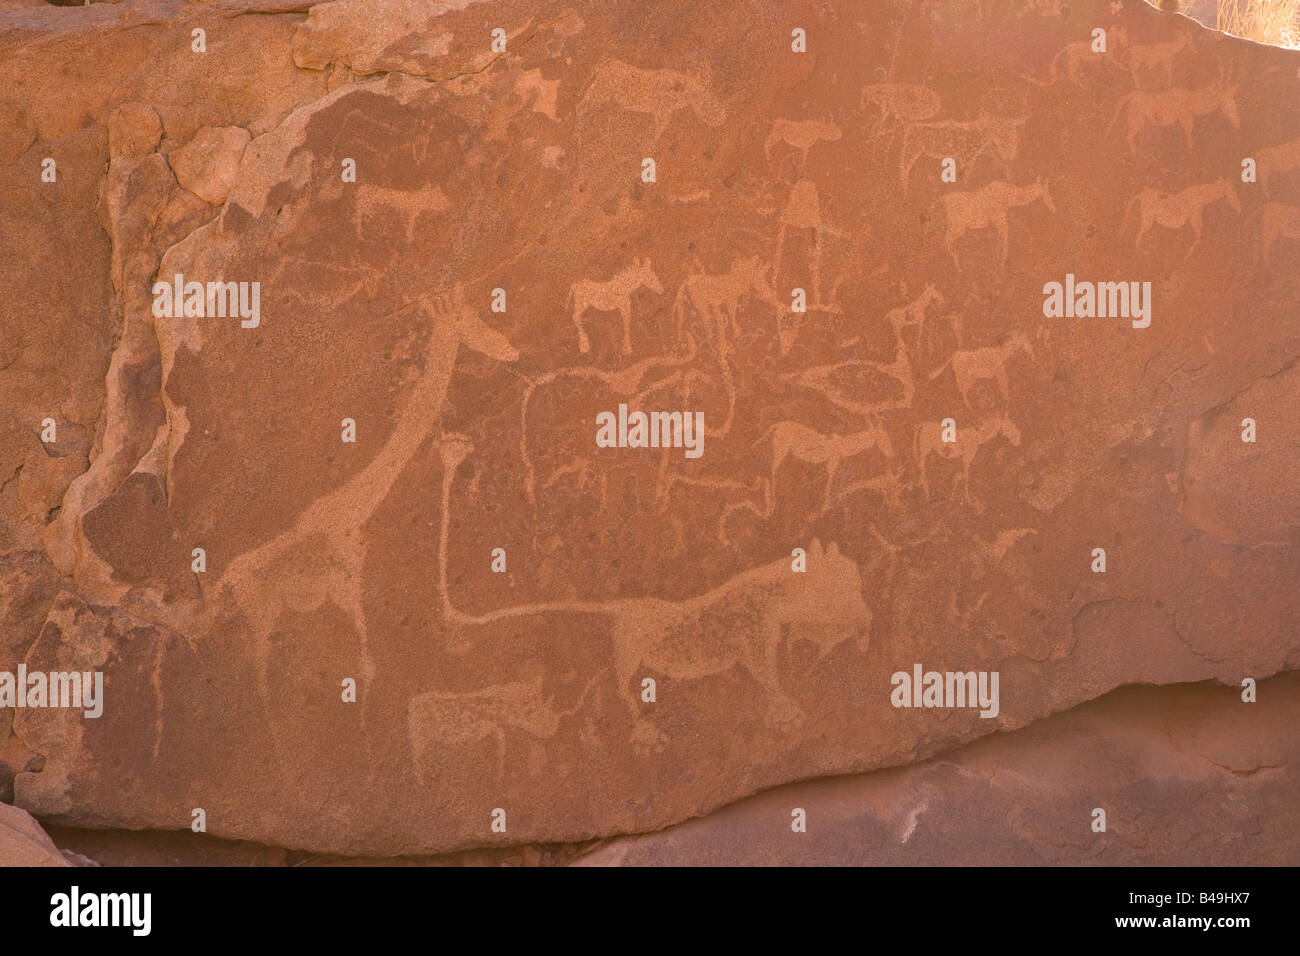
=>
[578,675,1300,866]
[0,803,71,867]
[1,0,1298,862]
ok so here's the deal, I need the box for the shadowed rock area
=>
[1,0,1297,860]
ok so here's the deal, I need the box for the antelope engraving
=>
[578,60,726,141]
[569,258,664,354]
[915,414,1022,503]
[929,334,1035,408]
[1127,29,1192,87]
[350,182,450,243]
[859,83,941,136]
[1126,178,1240,248]
[673,254,779,345]
[936,179,1055,270]
[1039,26,1127,87]
[764,117,843,168]
[1109,74,1240,153]
[900,113,1025,190]
[885,283,947,347]
[756,420,895,511]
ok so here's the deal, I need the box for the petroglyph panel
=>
[1,0,1298,861]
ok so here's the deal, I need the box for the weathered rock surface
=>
[38,676,1298,865]
[1,0,1298,858]
[579,675,1300,865]
[170,126,253,205]
[44,825,287,868]
[0,802,72,867]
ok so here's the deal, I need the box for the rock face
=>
[1,0,1298,860]
[169,126,253,205]
[0,803,71,867]
[579,675,1300,866]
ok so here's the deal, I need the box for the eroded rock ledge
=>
[9,675,1295,865]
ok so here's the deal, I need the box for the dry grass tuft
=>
[1217,0,1300,47]
[1146,0,1300,49]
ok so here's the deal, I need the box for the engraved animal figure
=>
[885,284,945,336]
[670,254,779,436]
[900,113,1024,189]
[1257,202,1300,261]
[437,440,871,748]
[520,335,698,503]
[569,258,664,354]
[884,282,947,353]
[915,415,1021,503]
[351,182,450,243]
[673,254,778,345]
[1126,178,1240,248]
[764,117,843,168]
[859,83,941,137]
[1259,137,1300,196]
[1040,26,1127,86]
[578,59,726,141]
[1109,75,1240,153]
[929,334,1034,408]
[1128,29,1192,87]
[780,284,940,419]
[726,350,916,535]
[884,281,954,354]
[936,179,1055,270]
[757,420,894,511]
[609,538,871,744]
[214,290,519,765]
[408,673,600,784]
